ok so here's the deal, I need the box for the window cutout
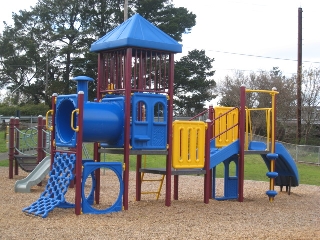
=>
[154,102,165,122]
[136,101,146,122]
[196,129,200,160]
[188,128,191,161]
[229,160,237,177]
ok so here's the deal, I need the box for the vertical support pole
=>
[269,88,278,202]
[97,53,104,101]
[209,105,214,137]
[135,60,144,202]
[37,115,44,186]
[94,142,100,204]
[208,105,214,197]
[123,48,132,210]
[173,175,178,200]
[75,91,84,215]
[14,117,19,176]
[296,7,303,144]
[166,53,174,206]
[50,94,57,168]
[94,82,101,205]
[136,155,142,201]
[42,118,47,160]
[37,115,44,164]
[204,119,212,203]
[238,85,246,202]
[8,117,15,179]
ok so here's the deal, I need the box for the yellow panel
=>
[172,121,206,169]
[214,107,239,148]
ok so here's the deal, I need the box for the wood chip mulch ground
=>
[0,167,319,240]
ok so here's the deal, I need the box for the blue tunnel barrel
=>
[55,95,124,147]
[54,76,124,147]
[82,99,124,143]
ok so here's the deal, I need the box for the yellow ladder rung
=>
[141,191,160,194]
[141,166,165,200]
[141,179,164,182]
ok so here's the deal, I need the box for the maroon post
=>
[136,155,142,201]
[50,94,57,168]
[208,105,214,197]
[95,71,101,205]
[204,119,212,203]
[42,117,47,160]
[36,115,45,186]
[37,115,45,163]
[166,53,175,206]
[75,91,84,215]
[238,85,246,202]
[8,117,15,179]
[123,48,133,210]
[14,117,19,176]
[94,142,100,204]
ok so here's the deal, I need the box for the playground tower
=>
[90,13,182,209]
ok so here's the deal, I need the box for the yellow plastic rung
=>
[141,178,164,182]
[141,191,160,194]
[140,157,165,200]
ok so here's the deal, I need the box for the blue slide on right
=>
[249,141,299,187]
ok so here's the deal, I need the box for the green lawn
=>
[1,131,319,186]
[0,130,7,153]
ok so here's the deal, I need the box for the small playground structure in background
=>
[7,116,50,176]
[7,14,299,218]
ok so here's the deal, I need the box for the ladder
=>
[141,156,165,200]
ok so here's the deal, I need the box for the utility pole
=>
[45,51,48,98]
[297,7,303,144]
[124,0,128,21]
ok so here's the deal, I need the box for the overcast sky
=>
[1,0,320,101]
[174,0,320,81]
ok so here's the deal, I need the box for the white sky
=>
[173,0,320,81]
[1,0,320,104]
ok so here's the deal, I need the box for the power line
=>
[212,50,297,62]
[210,50,320,64]
[182,46,320,64]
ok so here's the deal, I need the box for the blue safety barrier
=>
[81,162,123,214]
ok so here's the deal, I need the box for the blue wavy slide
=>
[15,156,51,193]
[249,141,299,187]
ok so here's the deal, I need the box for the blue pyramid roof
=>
[90,14,182,53]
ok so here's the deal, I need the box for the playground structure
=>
[11,14,299,218]
[8,115,49,178]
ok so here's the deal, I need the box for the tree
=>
[218,67,296,140]
[0,13,45,105]
[173,49,216,116]
[300,68,320,144]
[0,0,196,105]
[133,0,195,41]
[218,70,257,108]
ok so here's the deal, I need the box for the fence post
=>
[42,117,47,157]
[37,115,45,163]
[8,117,15,179]
[14,117,19,176]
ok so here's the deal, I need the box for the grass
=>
[1,131,319,186]
[0,130,7,153]
[1,153,319,186]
